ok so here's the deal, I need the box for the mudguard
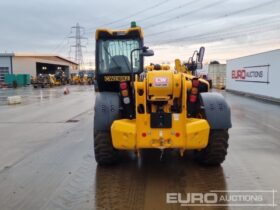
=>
[199,92,232,129]
[94,92,120,135]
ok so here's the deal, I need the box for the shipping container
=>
[226,49,280,100]
[16,74,25,86]
[4,74,16,85]
[4,74,31,87]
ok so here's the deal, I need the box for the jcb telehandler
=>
[93,23,231,166]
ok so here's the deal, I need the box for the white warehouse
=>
[226,49,280,102]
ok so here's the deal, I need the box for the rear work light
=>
[123,97,130,104]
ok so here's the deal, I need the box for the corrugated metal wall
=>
[0,57,12,82]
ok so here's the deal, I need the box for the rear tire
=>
[94,132,118,165]
[195,130,229,166]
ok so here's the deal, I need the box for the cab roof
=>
[95,26,143,40]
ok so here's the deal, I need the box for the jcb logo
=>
[154,77,168,87]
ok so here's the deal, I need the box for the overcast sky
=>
[0,0,279,66]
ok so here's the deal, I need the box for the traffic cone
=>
[64,87,70,95]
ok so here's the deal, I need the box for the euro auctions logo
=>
[232,69,264,80]
[231,65,269,83]
[166,190,277,207]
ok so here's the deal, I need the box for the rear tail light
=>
[120,82,127,90]
[189,95,197,103]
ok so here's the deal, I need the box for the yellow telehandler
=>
[93,23,231,166]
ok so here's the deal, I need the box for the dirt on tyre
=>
[195,130,229,166]
[94,132,118,165]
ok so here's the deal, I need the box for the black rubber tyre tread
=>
[195,130,229,166]
[94,131,118,165]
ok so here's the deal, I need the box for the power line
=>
[55,39,70,54]
[145,0,279,38]
[147,38,280,64]
[207,40,280,54]
[85,0,171,32]
[148,23,280,48]
[147,16,280,45]
[51,32,71,54]
[114,0,203,29]
[201,24,280,45]
[143,0,227,29]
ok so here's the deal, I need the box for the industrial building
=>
[0,53,78,82]
[226,49,280,102]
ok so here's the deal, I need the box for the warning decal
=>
[154,77,168,87]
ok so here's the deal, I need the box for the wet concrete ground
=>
[0,86,279,210]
